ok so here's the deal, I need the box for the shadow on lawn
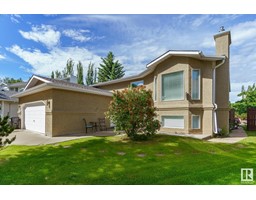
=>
[0,135,256,185]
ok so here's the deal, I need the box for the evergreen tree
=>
[86,62,94,86]
[77,61,84,85]
[98,52,125,82]
[0,116,15,148]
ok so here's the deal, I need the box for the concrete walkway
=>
[208,127,247,143]
[8,129,116,146]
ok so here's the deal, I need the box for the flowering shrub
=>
[106,86,160,140]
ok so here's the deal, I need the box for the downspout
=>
[212,57,226,134]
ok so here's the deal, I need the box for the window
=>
[191,69,200,100]
[154,76,157,101]
[192,115,200,129]
[162,71,184,101]
[162,116,184,129]
[131,80,144,87]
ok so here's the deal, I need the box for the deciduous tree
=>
[77,61,84,85]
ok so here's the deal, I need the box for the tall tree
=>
[55,70,62,79]
[98,51,125,82]
[51,71,55,79]
[94,67,97,84]
[77,61,84,85]
[63,58,74,78]
[86,62,94,86]
[241,85,245,99]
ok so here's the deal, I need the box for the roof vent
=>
[219,26,225,32]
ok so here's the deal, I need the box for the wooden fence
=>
[247,107,256,131]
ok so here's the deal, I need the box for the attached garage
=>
[13,75,112,137]
[24,103,45,134]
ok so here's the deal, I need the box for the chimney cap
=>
[219,26,225,32]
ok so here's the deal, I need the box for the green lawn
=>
[0,132,256,185]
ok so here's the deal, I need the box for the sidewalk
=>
[208,127,247,143]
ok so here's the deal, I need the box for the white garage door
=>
[25,105,45,134]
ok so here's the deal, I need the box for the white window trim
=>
[161,70,185,101]
[191,115,200,129]
[161,115,185,129]
[153,76,157,102]
[191,69,201,100]
[130,80,144,87]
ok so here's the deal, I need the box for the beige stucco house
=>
[94,31,231,136]
[13,30,231,137]
[13,75,112,136]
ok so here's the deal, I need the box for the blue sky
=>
[0,14,256,102]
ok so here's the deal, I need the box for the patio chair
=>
[83,119,95,133]
[98,118,107,131]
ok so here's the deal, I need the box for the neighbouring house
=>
[12,75,112,136]
[7,82,27,92]
[93,31,231,136]
[0,82,26,118]
[0,91,19,119]
[0,81,26,119]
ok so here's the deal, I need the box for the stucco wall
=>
[51,89,112,136]
[214,31,231,132]
[97,56,214,135]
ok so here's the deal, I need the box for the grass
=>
[0,132,256,185]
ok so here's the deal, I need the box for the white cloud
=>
[0,54,5,60]
[192,15,211,28]
[19,25,61,48]
[10,14,21,23]
[7,45,101,76]
[229,20,256,46]
[62,29,91,42]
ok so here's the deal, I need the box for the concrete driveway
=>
[8,129,116,146]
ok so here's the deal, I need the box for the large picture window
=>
[162,71,184,101]
[191,69,200,100]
